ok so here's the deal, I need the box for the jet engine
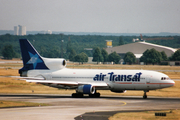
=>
[76,85,95,94]
[42,57,66,70]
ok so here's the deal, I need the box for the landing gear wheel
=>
[143,91,148,99]
[143,95,147,99]
[72,93,76,98]
[95,93,100,97]
[89,94,94,97]
[72,93,83,98]
[89,92,100,98]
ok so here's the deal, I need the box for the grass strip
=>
[0,100,48,108]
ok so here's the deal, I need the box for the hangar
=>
[105,41,177,59]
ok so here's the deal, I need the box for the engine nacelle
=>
[111,90,126,93]
[76,85,95,94]
[42,57,66,70]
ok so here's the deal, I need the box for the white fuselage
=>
[26,68,175,91]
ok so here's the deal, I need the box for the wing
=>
[14,76,108,88]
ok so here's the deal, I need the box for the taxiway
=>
[0,94,179,120]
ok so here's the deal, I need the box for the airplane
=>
[18,39,175,99]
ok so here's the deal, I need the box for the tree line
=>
[68,47,121,64]
[1,34,180,65]
[67,46,180,65]
[2,42,180,65]
[1,34,180,57]
[0,33,134,58]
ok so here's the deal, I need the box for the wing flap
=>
[26,80,79,86]
[12,76,45,80]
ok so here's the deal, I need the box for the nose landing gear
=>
[143,90,149,99]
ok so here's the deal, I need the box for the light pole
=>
[60,33,64,58]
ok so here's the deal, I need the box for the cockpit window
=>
[161,77,170,80]
[62,60,66,66]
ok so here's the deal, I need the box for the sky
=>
[0,0,180,33]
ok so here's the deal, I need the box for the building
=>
[14,26,19,35]
[105,41,177,59]
[19,25,26,35]
[40,30,52,34]
[105,40,113,48]
[14,25,26,35]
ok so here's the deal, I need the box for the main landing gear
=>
[72,93,83,98]
[89,92,100,98]
[71,92,101,98]
[143,90,149,99]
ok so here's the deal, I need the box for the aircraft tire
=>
[72,93,83,98]
[89,94,94,98]
[95,93,100,97]
[143,95,147,99]
[89,93,100,98]
[72,93,76,98]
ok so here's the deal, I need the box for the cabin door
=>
[146,75,151,89]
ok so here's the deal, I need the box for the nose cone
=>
[161,80,175,88]
[170,80,175,87]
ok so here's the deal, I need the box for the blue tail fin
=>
[19,39,49,73]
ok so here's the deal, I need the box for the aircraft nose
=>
[160,80,175,88]
[166,80,175,87]
[170,80,175,87]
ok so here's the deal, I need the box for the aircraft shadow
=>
[0,94,179,101]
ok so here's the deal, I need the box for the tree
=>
[92,47,103,64]
[170,49,180,61]
[69,49,76,62]
[119,36,124,46]
[46,47,60,58]
[101,49,108,63]
[108,52,121,64]
[2,45,16,59]
[74,52,88,64]
[161,51,168,61]
[140,48,162,65]
[140,49,150,65]
[148,48,162,65]
[124,52,136,64]
[66,37,72,53]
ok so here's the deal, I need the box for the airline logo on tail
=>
[26,51,44,69]
[19,39,49,71]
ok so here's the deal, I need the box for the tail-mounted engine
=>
[42,57,66,70]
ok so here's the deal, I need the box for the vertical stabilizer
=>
[19,39,49,75]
